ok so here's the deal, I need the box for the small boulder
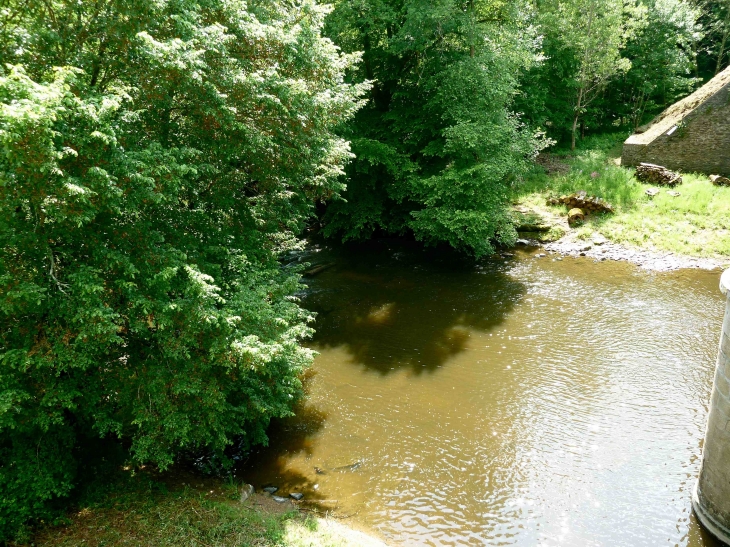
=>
[272,495,289,503]
[290,492,304,501]
[262,486,279,494]
[240,484,255,503]
[304,263,334,277]
[710,175,730,187]
[645,188,660,197]
[568,208,585,226]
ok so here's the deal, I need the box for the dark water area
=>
[240,240,726,547]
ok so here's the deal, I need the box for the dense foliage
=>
[695,0,730,77]
[322,0,548,256]
[517,0,704,143]
[0,0,363,538]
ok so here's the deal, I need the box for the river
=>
[240,240,725,547]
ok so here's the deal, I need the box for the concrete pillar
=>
[694,269,730,544]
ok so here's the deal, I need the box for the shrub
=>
[0,0,364,539]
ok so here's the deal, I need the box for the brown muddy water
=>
[240,240,726,547]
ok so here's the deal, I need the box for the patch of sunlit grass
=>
[516,133,730,258]
[26,480,376,547]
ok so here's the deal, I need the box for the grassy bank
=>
[516,134,730,259]
[18,470,384,547]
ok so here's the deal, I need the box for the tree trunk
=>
[717,25,729,75]
[571,113,579,151]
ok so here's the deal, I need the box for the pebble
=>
[544,238,726,272]
[536,253,547,258]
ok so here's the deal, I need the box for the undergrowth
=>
[19,470,371,547]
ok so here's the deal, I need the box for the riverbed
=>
[240,240,725,547]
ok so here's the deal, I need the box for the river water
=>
[240,240,725,547]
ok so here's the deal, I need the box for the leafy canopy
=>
[322,0,549,257]
[0,0,364,538]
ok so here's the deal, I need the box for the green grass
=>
[20,471,381,547]
[516,133,730,257]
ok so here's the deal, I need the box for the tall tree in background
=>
[518,0,701,141]
[694,0,730,76]
[323,0,548,257]
[604,0,702,130]
[541,0,645,149]
[0,0,364,539]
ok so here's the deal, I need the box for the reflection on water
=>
[240,240,725,547]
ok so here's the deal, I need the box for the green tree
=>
[323,0,548,257]
[540,0,645,149]
[694,0,730,77]
[0,0,364,539]
[606,0,702,130]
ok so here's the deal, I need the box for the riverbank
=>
[513,134,730,271]
[19,469,387,547]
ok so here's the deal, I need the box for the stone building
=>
[622,66,730,176]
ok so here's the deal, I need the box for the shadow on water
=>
[237,392,328,497]
[239,238,527,503]
[301,238,527,375]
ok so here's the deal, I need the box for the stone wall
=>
[623,71,730,176]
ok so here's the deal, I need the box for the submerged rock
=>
[262,486,279,494]
[290,492,304,500]
[515,238,541,247]
[332,461,363,473]
[304,263,335,277]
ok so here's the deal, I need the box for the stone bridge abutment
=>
[694,269,730,544]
